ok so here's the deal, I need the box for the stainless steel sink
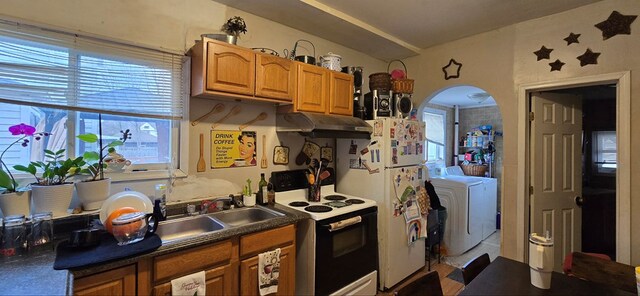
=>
[210,206,284,227]
[156,215,226,242]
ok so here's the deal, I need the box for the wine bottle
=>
[258,173,268,205]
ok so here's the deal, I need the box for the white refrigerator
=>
[336,118,427,290]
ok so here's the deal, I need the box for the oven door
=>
[315,206,378,295]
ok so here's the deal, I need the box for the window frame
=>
[591,130,616,176]
[0,39,189,184]
[422,108,447,163]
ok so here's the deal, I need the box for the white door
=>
[377,118,425,168]
[530,92,582,271]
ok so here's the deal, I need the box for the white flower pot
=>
[31,183,74,217]
[0,191,31,217]
[76,178,111,210]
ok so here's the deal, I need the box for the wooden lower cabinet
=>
[152,262,238,296]
[239,244,295,296]
[74,225,296,296]
[74,265,136,296]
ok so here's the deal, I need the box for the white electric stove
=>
[272,169,379,296]
[276,185,377,221]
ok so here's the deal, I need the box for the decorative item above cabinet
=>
[189,37,295,104]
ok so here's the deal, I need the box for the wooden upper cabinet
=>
[296,63,329,113]
[74,265,136,296]
[255,53,295,101]
[239,245,296,296]
[329,71,354,116]
[205,41,255,96]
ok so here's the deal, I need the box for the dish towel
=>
[258,248,281,296]
[171,271,206,296]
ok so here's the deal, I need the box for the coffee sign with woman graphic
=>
[210,130,257,168]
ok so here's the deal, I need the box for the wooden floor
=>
[376,260,465,296]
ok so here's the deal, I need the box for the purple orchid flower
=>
[9,123,36,136]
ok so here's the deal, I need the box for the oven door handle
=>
[325,216,362,232]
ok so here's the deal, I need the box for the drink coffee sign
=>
[211,130,257,168]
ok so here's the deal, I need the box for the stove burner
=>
[305,205,333,213]
[324,201,350,208]
[345,199,365,204]
[289,201,310,207]
[324,195,347,201]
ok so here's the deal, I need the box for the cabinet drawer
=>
[154,240,232,283]
[240,224,295,257]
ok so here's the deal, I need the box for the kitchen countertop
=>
[0,204,309,295]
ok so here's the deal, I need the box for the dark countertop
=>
[0,204,308,295]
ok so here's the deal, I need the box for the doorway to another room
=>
[529,85,617,271]
[518,71,631,267]
[420,85,503,268]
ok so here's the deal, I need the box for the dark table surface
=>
[459,256,635,295]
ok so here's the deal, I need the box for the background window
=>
[592,131,616,175]
[423,108,446,163]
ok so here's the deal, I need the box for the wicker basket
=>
[369,72,391,92]
[388,60,414,94]
[460,164,488,177]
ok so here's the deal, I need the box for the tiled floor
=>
[442,230,501,268]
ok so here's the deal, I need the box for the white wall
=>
[409,0,640,264]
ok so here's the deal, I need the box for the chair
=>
[562,252,611,275]
[461,253,491,285]
[570,252,636,293]
[394,271,443,296]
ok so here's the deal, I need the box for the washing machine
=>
[429,166,498,256]
[445,166,498,240]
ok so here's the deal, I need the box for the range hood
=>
[276,112,372,139]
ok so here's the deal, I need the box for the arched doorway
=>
[418,85,504,268]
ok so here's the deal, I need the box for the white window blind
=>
[0,20,185,119]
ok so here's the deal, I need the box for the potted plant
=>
[14,149,84,217]
[221,16,247,45]
[75,127,131,210]
[0,123,48,217]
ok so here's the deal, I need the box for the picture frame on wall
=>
[273,145,289,165]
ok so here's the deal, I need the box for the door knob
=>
[575,196,584,207]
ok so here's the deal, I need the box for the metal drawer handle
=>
[327,216,362,232]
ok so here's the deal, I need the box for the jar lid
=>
[4,214,25,226]
[112,212,145,225]
[32,212,52,221]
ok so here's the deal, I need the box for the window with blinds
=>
[423,108,446,162]
[0,20,186,173]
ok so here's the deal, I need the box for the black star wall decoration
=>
[564,33,581,45]
[533,46,553,61]
[549,60,565,71]
[595,11,637,40]
[577,48,601,66]
[442,59,462,80]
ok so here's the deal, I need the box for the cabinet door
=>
[152,262,238,296]
[239,245,295,296]
[296,63,328,113]
[74,265,136,296]
[329,71,354,116]
[206,41,255,95]
[255,54,295,101]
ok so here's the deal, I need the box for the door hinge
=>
[529,112,535,121]
[529,186,534,195]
